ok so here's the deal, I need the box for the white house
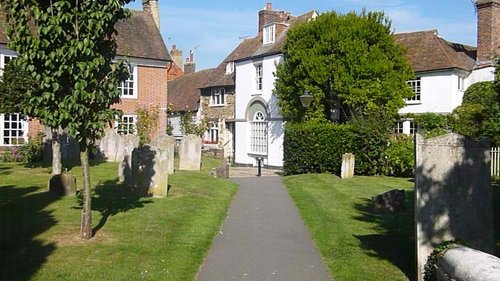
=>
[230,3,317,168]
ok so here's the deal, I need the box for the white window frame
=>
[263,24,275,45]
[255,63,263,91]
[393,121,404,134]
[0,54,16,78]
[409,121,418,135]
[119,66,138,99]
[225,62,234,74]
[0,113,28,146]
[116,115,137,135]
[210,88,226,106]
[406,77,421,103]
[458,76,465,91]
[204,121,219,144]
[250,111,267,155]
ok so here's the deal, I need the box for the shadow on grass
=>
[24,158,106,172]
[352,191,416,281]
[0,185,60,281]
[74,179,154,236]
[494,183,500,256]
[0,165,12,175]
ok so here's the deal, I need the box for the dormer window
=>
[225,62,234,74]
[263,24,275,45]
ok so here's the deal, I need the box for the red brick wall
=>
[258,9,290,32]
[477,0,500,63]
[114,65,168,138]
[167,62,184,80]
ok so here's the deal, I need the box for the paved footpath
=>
[197,176,332,281]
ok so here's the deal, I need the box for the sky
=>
[126,0,479,71]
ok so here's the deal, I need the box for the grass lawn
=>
[285,174,416,281]
[285,174,500,281]
[0,157,238,281]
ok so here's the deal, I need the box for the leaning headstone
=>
[415,133,493,281]
[372,189,406,213]
[151,135,175,175]
[179,134,202,171]
[130,144,169,198]
[49,173,77,196]
[99,130,139,162]
[341,153,355,179]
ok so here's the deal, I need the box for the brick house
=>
[0,0,171,149]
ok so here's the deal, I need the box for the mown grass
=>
[0,157,237,281]
[284,174,415,281]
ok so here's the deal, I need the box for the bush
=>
[283,122,353,175]
[0,132,44,163]
[413,113,450,138]
[382,135,414,177]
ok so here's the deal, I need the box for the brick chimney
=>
[258,2,290,32]
[184,50,196,74]
[170,44,184,71]
[142,0,160,30]
[475,0,500,66]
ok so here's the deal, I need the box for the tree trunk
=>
[80,147,93,239]
[51,128,62,175]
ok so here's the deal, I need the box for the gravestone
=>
[179,134,202,171]
[211,161,230,179]
[341,153,355,179]
[372,189,406,213]
[99,130,139,162]
[130,144,169,198]
[415,133,493,281]
[49,173,77,196]
[151,135,175,175]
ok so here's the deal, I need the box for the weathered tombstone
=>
[179,134,202,171]
[151,135,175,175]
[341,153,355,179]
[211,161,230,179]
[372,189,406,213]
[415,133,493,281]
[99,130,139,162]
[130,144,169,198]
[49,173,77,196]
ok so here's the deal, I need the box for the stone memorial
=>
[130,144,169,198]
[99,130,139,162]
[372,189,406,213]
[179,134,202,171]
[151,135,175,175]
[49,172,77,196]
[415,133,493,281]
[341,153,355,179]
[211,161,230,179]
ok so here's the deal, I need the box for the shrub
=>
[283,122,353,175]
[382,135,414,177]
[136,104,159,145]
[0,132,45,163]
[413,113,450,138]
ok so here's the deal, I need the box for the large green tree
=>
[450,81,500,146]
[1,0,131,239]
[274,10,414,123]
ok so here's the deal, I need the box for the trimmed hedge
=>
[283,122,414,177]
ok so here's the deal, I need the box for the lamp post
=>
[299,90,313,108]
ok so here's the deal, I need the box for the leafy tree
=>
[450,81,500,145]
[274,10,414,123]
[1,0,132,239]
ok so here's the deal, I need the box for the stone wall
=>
[415,133,493,281]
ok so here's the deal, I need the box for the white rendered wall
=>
[234,54,285,167]
[399,70,466,115]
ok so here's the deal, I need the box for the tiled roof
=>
[168,68,218,112]
[395,30,476,73]
[230,10,317,63]
[0,10,171,62]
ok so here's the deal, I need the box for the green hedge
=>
[283,122,414,177]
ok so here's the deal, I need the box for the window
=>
[210,88,226,106]
[116,115,136,135]
[458,76,465,91]
[409,121,418,135]
[119,66,137,99]
[0,54,15,77]
[250,111,267,155]
[1,113,28,146]
[393,121,404,134]
[263,24,275,45]
[225,62,234,74]
[255,64,263,91]
[204,122,219,144]
[406,77,421,102]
